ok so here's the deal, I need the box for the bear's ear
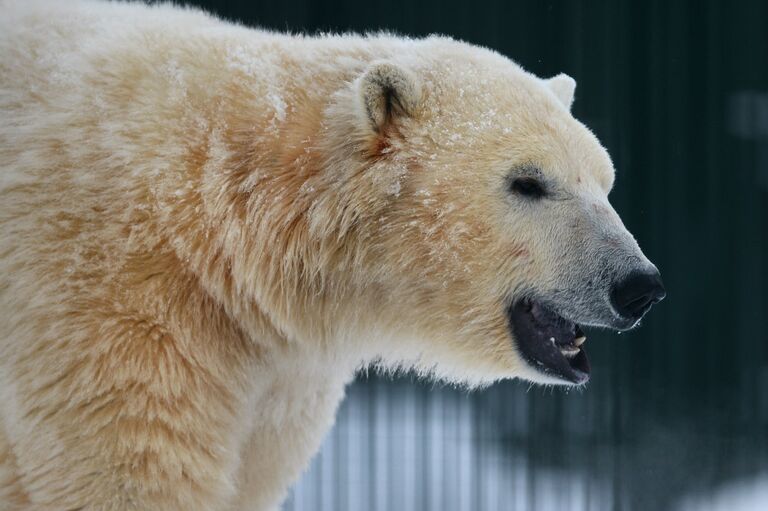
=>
[358,61,422,133]
[546,73,576,110]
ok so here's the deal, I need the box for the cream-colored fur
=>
[0,1,654,509]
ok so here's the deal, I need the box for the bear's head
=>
[304,38,665,386]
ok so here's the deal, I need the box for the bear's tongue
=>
[508,299,590,384]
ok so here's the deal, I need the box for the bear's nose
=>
[611,270,666,320]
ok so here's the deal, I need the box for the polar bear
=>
[0,1,665,510]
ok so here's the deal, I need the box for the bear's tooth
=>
[574,336,587,347]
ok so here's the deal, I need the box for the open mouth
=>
[507,299,590,385]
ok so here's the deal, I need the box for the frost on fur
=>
[0,1,661,510]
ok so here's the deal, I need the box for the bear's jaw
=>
[507,299,590,385]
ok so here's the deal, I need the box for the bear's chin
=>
[507,299,591,385]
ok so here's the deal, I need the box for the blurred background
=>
[188,1,768,509]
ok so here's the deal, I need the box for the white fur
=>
[0,1,651,509]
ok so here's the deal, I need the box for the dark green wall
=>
[186,1,768,509]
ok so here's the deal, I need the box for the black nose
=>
[611,270,666,320]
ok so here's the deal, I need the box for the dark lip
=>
[507,299,591,385]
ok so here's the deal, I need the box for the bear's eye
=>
[511,177,546,199]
